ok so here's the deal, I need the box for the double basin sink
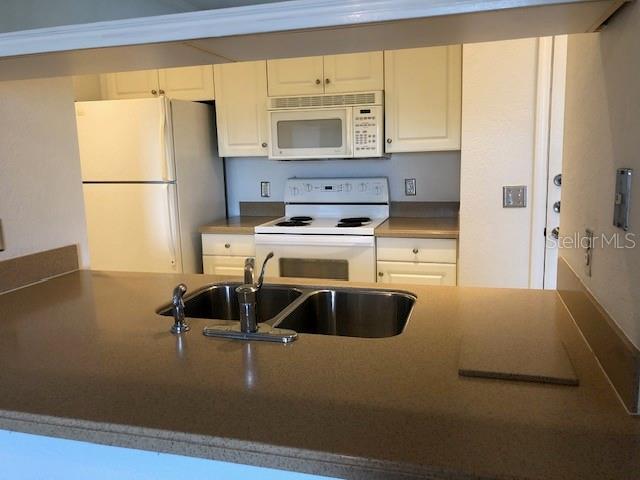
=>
[158,283,416,340]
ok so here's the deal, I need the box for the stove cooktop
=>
[255,216,386,235]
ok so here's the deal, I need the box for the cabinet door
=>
[203,255,252,277]
[377,261,457,286]
[323,52,383,93]
[213,61,269,157]
[267,56,324,96]
[158,65,214,101]
[384,46,461,152]
[101,70,159,99]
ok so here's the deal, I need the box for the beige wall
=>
[459,38,542,288]
[561,3,640,348]
[0,76,89,266]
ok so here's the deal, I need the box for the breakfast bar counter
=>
[0,270,638,479]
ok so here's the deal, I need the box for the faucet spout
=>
[236,252,274,334]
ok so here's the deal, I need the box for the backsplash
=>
[224,152,461,216]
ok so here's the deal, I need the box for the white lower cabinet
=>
[203,255,252,276]
[376,237,457,286]
[377,261,456,286]
[201,233,255,276]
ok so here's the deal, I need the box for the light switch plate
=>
[405,178,416,196]
[503,185,527,208]
[260,181,271,198]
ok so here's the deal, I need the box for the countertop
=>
[199,216,277,235]
[0,270,639,479]
[375,217,459,239]
[200,216,459,239]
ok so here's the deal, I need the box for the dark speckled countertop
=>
[0,270,638,479]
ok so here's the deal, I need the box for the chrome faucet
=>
[170,283,190,334]
[236,252,274,333]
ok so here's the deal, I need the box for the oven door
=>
[255,234,375,282]
[268,108,352,160]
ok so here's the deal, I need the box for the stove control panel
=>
[285,177,389,204]
[353,105,383,158]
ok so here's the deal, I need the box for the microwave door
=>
[269,108,352,160]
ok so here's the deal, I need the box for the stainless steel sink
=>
[157,283,303,323]
[273,289,416,338]
[158,282,415,341]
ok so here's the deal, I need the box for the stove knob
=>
[374,184,382,195]
[358,182,367,192]
[304,183,312,192]
[344,183,352,192]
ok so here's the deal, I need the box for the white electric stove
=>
[255,177,389,282]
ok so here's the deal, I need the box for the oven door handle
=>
[255,234,374,247]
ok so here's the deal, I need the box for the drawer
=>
[203,255,252,276]
[376,237,457,263]
[202,234,255,256]
[377,261,457,286]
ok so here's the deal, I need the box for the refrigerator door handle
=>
[166,184,178,269]
[161,98,175,182]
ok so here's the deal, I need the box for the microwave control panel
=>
[353,105,383,158]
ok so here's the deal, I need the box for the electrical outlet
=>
[503,185,527,208]
[260,181,271,198]
[405,178,417,196]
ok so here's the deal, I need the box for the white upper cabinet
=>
[384,45,462,152]
[267,52,383,96]
[102,70,159,99]
[213,61,268,157]
[323,52,384,93]
[157,65,215,101]
[267,56,324,96]
[102,66,215,101]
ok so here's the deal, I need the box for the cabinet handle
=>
[412,248,419,254]
[315,79,321,85]
[224,243,231,249]
[261,142,268,148]
[159,89,165,95]
[386,138,392,144]
[325,78,331,84]
[378,271,384,277]
[151,89,158,95]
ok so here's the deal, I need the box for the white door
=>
[267,56,324,96]
[75,98,174,181]
[384,45,462,152]
[158,65,215,101]
[376,261,457,286]
[323,52,384,93]
[83,183,181,273]
[203,255,251,276]
[269,107,351,159]
[101,70,159,99]
[214,61,269,157]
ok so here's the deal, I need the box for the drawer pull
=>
[412,248,419,254]
[378,271,384,277]
[225,243,231,249]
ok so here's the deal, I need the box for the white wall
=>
[458,38,544,288]
[561,3,640,348]
[224,152,461,216]
[72,74,103,101]
[0,77,89,266]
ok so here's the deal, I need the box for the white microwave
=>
[267,91,384,160]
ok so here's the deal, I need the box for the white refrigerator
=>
[75,97,225,274]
